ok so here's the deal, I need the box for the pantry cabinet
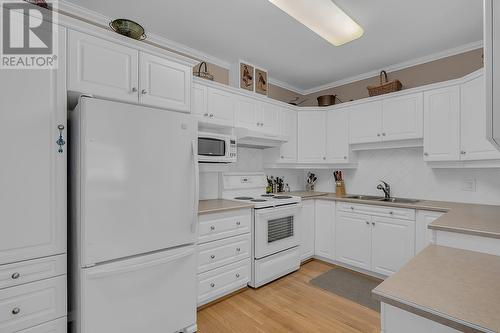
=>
[68,30,192,112]
[423,86,461,161]
[298,200,315,261]
[314,200,335,260]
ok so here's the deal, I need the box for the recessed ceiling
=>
[64,0,483,92]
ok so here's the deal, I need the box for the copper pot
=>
[317,95,341,107]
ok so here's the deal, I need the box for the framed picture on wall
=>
[239,62,254,91]
[255,68,268,95]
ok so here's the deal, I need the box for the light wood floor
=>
[197,260,381,333]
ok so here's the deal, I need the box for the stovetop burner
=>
[274,195,292,199]
[261,194,275,197]
[251,199,267,202]
[234,196,254,200]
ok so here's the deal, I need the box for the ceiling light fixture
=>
[268,0,364,46]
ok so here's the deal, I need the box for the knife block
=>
[335,181,346,197]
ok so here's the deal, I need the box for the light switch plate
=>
[461,179,476,192]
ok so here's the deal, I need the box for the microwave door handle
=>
[192,140,199,233]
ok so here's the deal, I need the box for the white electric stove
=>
[221,173,302,288]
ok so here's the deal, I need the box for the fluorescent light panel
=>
[268,0,364,46]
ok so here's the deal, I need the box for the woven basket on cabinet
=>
[367,70,402,97]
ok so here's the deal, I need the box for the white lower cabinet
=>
[16,317,66,333]
[335,204,416,276]
[371,217,415,276]
[314,200,335,260]
[197,209,251,306]
[299,200,315,261]
[335,211,372,270]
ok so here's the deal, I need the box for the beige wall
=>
[301,48,484,107]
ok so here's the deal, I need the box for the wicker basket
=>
[367,71,402,97]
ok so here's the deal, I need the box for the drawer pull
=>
[389,211,394,215]
[350,206,354,210]
[365,221,370,225]
[236,221,241,226]
[210,283,215,288]
[11,272,20,279]
[372,222,376,226]
[210,225,216,231]
[236,248,241,252]
[235,273,240,278]
[12,307,20,315]
[210,255,216,259]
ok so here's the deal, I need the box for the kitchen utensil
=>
[336,181,346,197]
[317,94,343,107]
[109,19,147,40]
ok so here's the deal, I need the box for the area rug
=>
[310,267,383,312]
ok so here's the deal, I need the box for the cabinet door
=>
[382,93,423,141]
[260,103,281,135]
[68,30,138,102]
[207,87,234,127]
[326,109,350,163]
[139,52,191,112]
[335,212,371,270]
[461,75,500,160]
[234,96,259,130]
[349,101,383,144]
[315,200,335,260]
[0,26,66,265]
[298,111,327,163]
[299,200,315,261]
[279,109,298,162]
[423,86,460,161]
[192,83,208,118]
[371,217,415,276]
[415,210,443,254]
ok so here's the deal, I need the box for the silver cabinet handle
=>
[377,133,381,137]
[236,221,241,226]
[323,157,326,160]
[210,225,215,231]
[236,247,241,252]
[365,221,370,225]
[344,156,347,160]
[424,152,429,157]
[210,255,216,259]
[56,124,66,153]
[281,156,284,159]
[11,272,20,280]
[235,273,240,278]
[461,151,466,155]
[382,133,386,136]
[131,87,137,93]
[12,307,20,315]
[389,211,394,215]
[350,206,354,210]
[209,114,214,118]
[203,113,209,117]
[372,222,375,226]
[141,89,148,95]
[210,283,215,288]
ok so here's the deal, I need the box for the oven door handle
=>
[255,204,300,217]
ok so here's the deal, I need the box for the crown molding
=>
[267,78,307,95]
[302,40,484,95]
[58,0,232,69]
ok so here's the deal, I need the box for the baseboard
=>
[196,286,249,311]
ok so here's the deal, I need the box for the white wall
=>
[310,147,500,205]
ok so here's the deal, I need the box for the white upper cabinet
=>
[192,83,208,118]
[298,111,327,163]
[0,27,66,265]
[382,93,423,141]
[234,96,260,130]
[279,109,298,162]
[460,74,500,160]
[314,200,335,260]
[326,109,351,163]
[260,103,281,135]
[68,30,138,102]
[139,52,191,112]
[349,101,383,144]
[485,0,500,152]
[206,87,235,127]
[423,86,460,161]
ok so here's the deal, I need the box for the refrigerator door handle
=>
[86,247,196,278]
[192,139,199,233]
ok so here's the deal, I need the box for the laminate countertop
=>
[372,245,500,333]
[198,199,254,215]
[288,191,500,239]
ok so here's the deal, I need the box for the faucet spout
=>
[377,181,391,199]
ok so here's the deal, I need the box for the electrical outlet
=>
[461,179,476,192]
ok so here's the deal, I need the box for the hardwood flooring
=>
[197,260,381,333]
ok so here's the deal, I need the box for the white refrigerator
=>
[69,97,199,333]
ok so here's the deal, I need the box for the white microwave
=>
[198,132,237,163]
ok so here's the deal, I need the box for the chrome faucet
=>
[377,181,391,199]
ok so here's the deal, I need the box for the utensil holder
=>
[306,183,315,192]
[335,181,346,197]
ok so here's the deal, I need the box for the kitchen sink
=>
[345,195,420,204]
[378,197,420,204]
[345,195,385,200]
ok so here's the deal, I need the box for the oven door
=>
[254,205,300,259]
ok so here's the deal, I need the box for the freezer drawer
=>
[0,254,66,290]
[197,258,250,306]
[16,317,66,333]
[0,276,66,333]
[78,245,196,333]
[197,234,251,273]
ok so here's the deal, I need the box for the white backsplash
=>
[309,147,500,205]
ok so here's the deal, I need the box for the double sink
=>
[345,195,420,204]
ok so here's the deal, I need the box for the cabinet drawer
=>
[0,255,66,290]
[0,276,66,333]
[198,259,250,306]
[198,209,251,244]
[16,317,66,333]
[337,202,415,220]
[197,234,250,273]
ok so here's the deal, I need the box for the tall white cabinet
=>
[0,22,67,333]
